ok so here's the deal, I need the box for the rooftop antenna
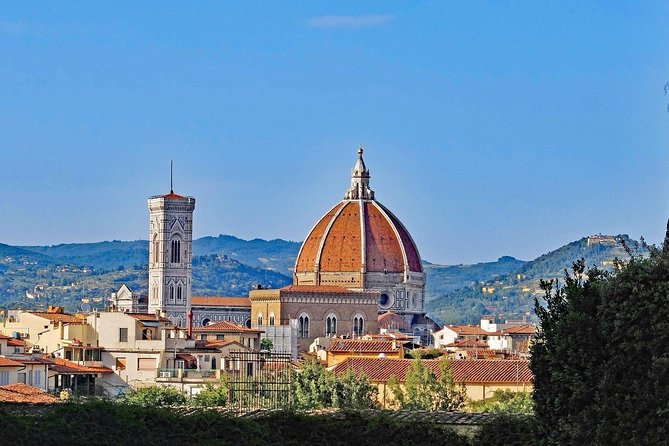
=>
[170,160,174,194]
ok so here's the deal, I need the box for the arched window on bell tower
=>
[152,233,159,265]
[170,238,181,264]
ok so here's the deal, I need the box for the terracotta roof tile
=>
[28,312,85,324]
[50,358,113,374]
[502,325,537,335]
[0,384,60,404]
[321,202,363,272]
[0,357,24,367]
[365,202,403,273]
[443,325,492,336]
[7,339,25,347]
[332,358,532,384]
[191,296,251,307]
[296,202,346,273]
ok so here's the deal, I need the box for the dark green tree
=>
[388,357,466,411]
[122,386,186,406]
[531,249,669,445]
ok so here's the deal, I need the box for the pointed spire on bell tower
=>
[345,145,375,200]
[170,160,174,194]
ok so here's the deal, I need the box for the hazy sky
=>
[1,2,668,265]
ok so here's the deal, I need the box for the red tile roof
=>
[327,339,402,353]
[7,339,25,347]
[50,358,113,374]
[0,334,11,340]
[443,325,492,336]
[0,357,24,367]
[193,320,261,333]
[332,358,533,384]
[0,384,60,404]
[295,200,423,275]
[502,325,537,335]
[159,192,187,200]
[28,312,85,324]
[191,296,251,307]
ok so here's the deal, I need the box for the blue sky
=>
[0,2,668,264]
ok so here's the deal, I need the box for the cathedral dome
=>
[294,148,423,291]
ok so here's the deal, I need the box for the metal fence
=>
[226,351,292,411]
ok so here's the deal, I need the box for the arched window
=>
[353,315,364,337]
[171,239,181,263]
[299,314,310,338]
[201,318,211,327]
[326,315,337,337]
[177,285,182,302]
[152,234,159,264]
[257,313,263,326]
[169,285,174,303]
[269,312,275,326]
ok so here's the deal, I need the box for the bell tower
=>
[147,171,195,327]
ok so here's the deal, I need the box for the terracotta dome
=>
[294,148,423,290]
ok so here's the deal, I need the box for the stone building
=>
[249,285,380,354]
[293,148,433,337]
[147,189,196,327]
[190,296,252,328]
[251,147,436,355]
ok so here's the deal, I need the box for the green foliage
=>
[409,348,443,359]
[122,385,187,406]
[260,338,273,351]
[427,235,643,325]
[476,415,539,446]
[292,360,378,410]
[389,357,466,411]
[468,390,533,415]
[191,379,229,407]
[532,252,669,445]
[0,400,471,445]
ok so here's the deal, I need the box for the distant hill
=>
[425,234,645,325]
[20,235,301,275]
[424,256,527,297]
[0,233,646,323]
[193,235,300,276]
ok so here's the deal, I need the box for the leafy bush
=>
[292,360,378,410]
[191,381,229,407]
[469,390,533,415]
[477,415,538,446]
[532,251,669,445]
[388,357,466,411]
[122,385,186,406]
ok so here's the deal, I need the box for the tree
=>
[469,389,533,415]
[531,251,669,445]
[388,357,466,411]
[191,379,229,407]
[291,359,378,410]
[260,338,273,351]
[122,386,186,406]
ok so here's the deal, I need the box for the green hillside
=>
[20,235,301,275]
[426,234,644,325]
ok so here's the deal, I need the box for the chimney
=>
[187,309,193,339]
